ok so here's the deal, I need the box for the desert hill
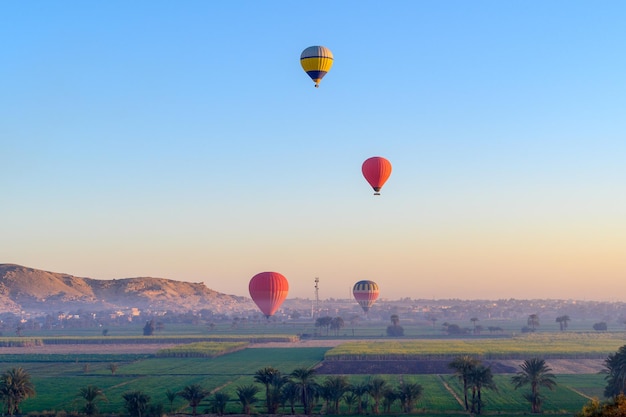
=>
[0,264,251,314]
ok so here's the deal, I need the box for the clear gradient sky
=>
[2,1,626,301]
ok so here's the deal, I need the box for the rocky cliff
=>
[0,264,251,314]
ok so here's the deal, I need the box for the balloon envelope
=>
[249,272,289,318]
[300,46,333,87]
[353,280,380,313]
[362,156,392,195]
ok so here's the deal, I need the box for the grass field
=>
[1,328,622,416]
[0,344,610,417]
[325,332,626,360]
[4,348,327,415]
[11,317,626,340]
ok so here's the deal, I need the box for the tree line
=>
[315,314,405,337]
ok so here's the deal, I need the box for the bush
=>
[593,322,608,331]
[446,324,467,335]
[386,325,404,337]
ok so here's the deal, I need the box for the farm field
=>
[3,352,608,416]
[0,331,621,417]
[11,317,626,340]
[325,332,626,360]
[2,348,327,414]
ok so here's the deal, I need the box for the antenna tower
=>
[314,277,320,317]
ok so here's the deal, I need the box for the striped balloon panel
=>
[300,57,334,73]
[303,70,327,82]
[353,280,379,292]
[300,45,334,60]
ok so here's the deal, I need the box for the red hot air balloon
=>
[362,157,392,195]
[249,272,289,318]
[352,280,380,313]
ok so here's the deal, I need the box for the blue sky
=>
[2,1,626,301]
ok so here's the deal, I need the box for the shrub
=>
[386,325,404,337]
[593,322,608,331]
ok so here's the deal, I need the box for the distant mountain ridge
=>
[0,264,250,314]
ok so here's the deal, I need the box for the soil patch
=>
[316,359,605,375]
[316,360,517,374]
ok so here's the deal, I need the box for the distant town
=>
[3,297,625,337]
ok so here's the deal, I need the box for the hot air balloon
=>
[352,280,380,313]
[362,156,392,195]
[300,46,333,88]
[249,271,289,318]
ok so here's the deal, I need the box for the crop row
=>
[0,334,298,345]
[0,353,149,363]
[155,342,249,358]
[325,333,626,360]
[0,339,44,347]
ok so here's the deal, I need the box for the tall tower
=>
[314,277,320,318]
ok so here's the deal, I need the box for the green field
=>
[0,347,610,416]
[325,332,626,360]
[11,317,626,340]
[0,331,621,416]
[5,348,327,415]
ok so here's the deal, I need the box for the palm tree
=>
[165,388,178,413]
[527,314,540,331]
[467,365,497,415]
[511,358,557,413]
[330,317,345,336]
[179,384,209,416]
[315,316,333,336]
[387,314,404,336]
[122,390,150,417]
[108,363,119,375]
[470,317,479,333]
[348,315,360,336]
[0,367,36,416]
[280,381,299,415]
[397,382,423,413]
[323,375,349,414]
[290,367,319,414]
[555,316,564,331]
[319,383,333,413]
[254,366,284,413]
[382,388,397,413]
[343,392,358,414]
[235,384,260,415]
[147,403,163,417]
[449,355,480,411]
[270,373,288,413]
[210,392,230,416]
[368,376,388,414]
[77,385,106,416]
[352,380,370,415]
[603,345,626,398]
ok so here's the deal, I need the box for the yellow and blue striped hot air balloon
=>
[300,46,333,88]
